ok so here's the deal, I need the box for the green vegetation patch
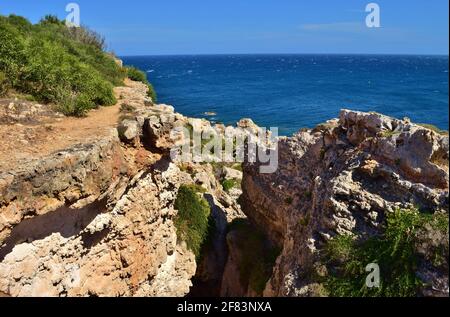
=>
[417,123,449,136]
[0,71,7,96]
[174,184,212,259]
[231,163,243,172]
[125,66,157,103]
[324,208,449,297]
[221,178,241,193]
[228,219,282,295]
[380,130,400,138]
[0,14,127,116]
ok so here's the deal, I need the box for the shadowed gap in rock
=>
[187,194,229,297]
[0,198,107,261]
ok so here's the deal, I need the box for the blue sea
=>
[122,55,449,136]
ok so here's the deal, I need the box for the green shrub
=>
[74,94,96,116]
[0,71,7,96]
[324,208,449,297]
[126,66,147,82]
[147,82,157,103]
[56,92,96,118]
[56,94,76,116]
[324,234,354,263]
[0,23,26,87]
[90,79,116,106]
[65,26,106,51]
[284,196,293,205]
[0,13,126,116]
[221,179,241,193]
[126,66,158,102]
[6,14,32,33]
[228,219,281,295]
[39,15,64,26]
[22,37,72,102]
[174,185,212,259]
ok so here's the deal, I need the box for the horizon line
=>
[118,52,450,58]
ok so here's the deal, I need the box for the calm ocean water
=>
[122,55,449,136]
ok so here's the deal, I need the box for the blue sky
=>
[1,0,448,55]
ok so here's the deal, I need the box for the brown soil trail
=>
[0,79,147,172]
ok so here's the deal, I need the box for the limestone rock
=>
[235,110,449,297]
[222,167,243,181]
[118,119,140,143]
[0,79,244,297]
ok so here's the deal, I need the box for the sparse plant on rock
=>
[174,184,212,259]
[125,66,157,103]
[324,208,449,297]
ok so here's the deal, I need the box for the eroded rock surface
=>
[1,80,447,298]
[237,110,449,297]
[0,81,243,297]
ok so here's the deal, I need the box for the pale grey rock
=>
[222,167,243,181]
[118,119,140,142]
[233,110,449,297]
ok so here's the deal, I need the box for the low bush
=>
[147,83,157,103]
[0,13,132,116]
[39,15,64,26]
[324,208,449,297]
[126,66,147,83]
[125,66,157,103]
[174,185,212,259]
[65,26,106,51]
[0,22,27,88]
[0,71,7,96]
[221,179,240,193]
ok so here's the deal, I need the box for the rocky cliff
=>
[237,110,449,297]
[0,81,243,296]
[0,81,448,297]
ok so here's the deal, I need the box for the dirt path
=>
[0,79,146,172]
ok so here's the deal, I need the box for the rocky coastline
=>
[0,79,448,297]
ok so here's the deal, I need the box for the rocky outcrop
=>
[238,110,449,297]
[0,159,196,297]
[0,81,242,297]
[0,83,186,296]
[1,78,447,298]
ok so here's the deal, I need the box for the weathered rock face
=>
[238,110,449,297]
[0,160,196,297]
[220,230,251,297]
[0,84,196,297]
[1,79,447,298]
[0,80,245,297]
